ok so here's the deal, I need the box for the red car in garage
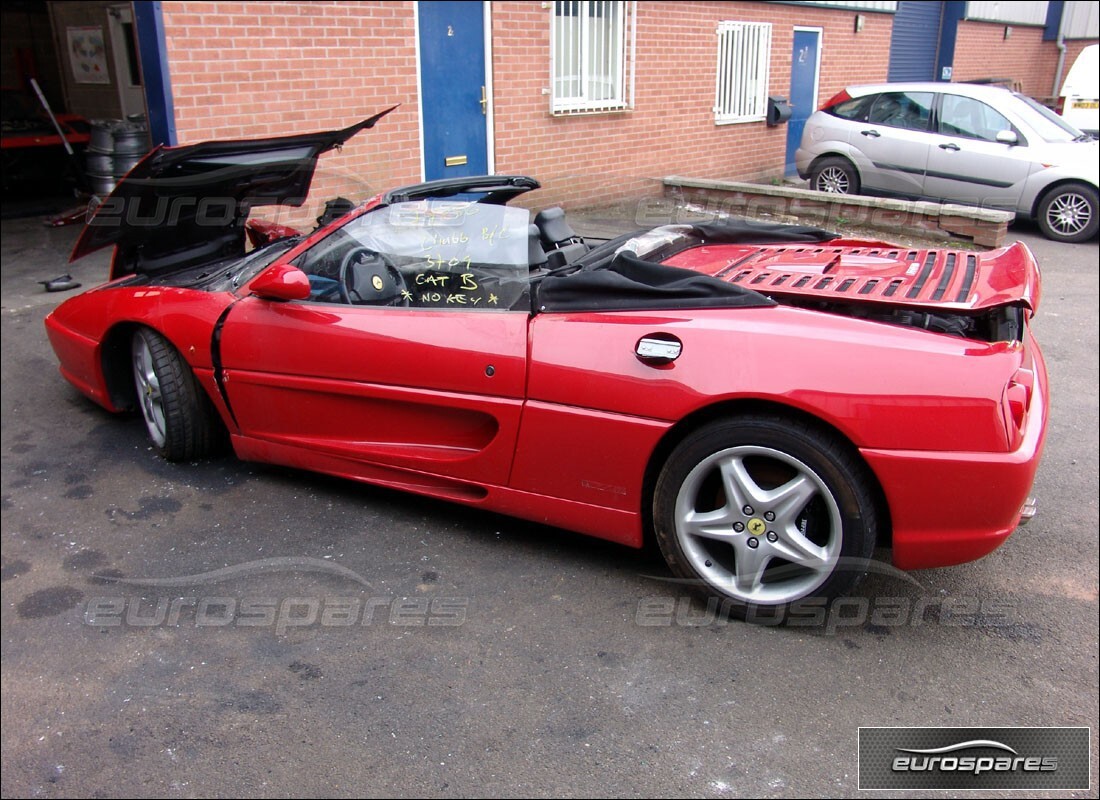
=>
[45,109,1048,620]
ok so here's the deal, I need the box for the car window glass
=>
[938,95,1013,141]
[1014,93,1078,142]
[293,200,532,310]
[867,92,932,130]
[829,95,873,121]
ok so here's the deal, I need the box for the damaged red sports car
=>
[45,108,1048,619]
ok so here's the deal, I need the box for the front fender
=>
[44,284,232,412]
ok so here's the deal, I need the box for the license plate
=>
[1072,100,1099,109]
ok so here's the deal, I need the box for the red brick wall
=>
[491,1,893,210]
[951,20,1099,99]
[159,1,894,217]
[160,1,423,227]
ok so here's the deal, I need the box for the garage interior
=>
[1,0,149,218]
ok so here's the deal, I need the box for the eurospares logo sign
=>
[858,727,1090,790]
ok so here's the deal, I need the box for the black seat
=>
[534,207,585,250]
[528,224,547,269]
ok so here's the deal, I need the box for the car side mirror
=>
[250,264,311,302]
[995,130,1019,145]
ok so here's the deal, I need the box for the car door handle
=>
[939,142,961,151]
[860,129,881,138]
[635,335,682,366]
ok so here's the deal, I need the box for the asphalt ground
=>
[1,204,1097,798]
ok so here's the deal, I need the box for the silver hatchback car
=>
[795,82,1099,242]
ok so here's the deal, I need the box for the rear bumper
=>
[861,350,1049,571]
[793,147,814,180]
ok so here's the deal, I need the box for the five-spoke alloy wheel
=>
[653,416,877,619]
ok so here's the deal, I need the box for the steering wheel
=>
[337,246,410,306]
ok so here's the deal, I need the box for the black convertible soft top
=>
[536,219,838,313]
[686,219,840,246]
[536,252,776,312]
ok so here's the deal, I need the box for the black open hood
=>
[73,106,397,277]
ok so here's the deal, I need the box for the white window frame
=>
[549,0,636,115]
[714,21,772,124]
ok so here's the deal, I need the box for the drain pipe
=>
[1052,12,1067,97]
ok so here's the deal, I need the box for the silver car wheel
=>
[132,330,168,448]
[1045,190,1092,237]
[673,445,842,605]
[815,165,850,193]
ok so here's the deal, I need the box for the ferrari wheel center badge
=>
[747,518,766,536]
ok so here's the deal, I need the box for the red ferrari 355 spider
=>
[45,108,1048,619]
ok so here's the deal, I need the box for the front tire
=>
[1037,183,1099,243]
[652,416,877,621]
[131,328,222,461]
[809,156,860,195]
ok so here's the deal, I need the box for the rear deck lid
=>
[665,239,1041,313]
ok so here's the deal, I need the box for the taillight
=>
[820,89,852,111]
[1055,95,1066,115]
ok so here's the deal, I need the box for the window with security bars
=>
[714,21,772,124]
[551,0,635,115]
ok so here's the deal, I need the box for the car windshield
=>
[296,199,532,310]
[1012,93,1085,141]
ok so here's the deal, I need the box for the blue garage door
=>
[888,1,943,82]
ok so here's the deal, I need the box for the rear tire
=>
[809,156,860,195]
[1037,183,1099,243]
[131,328,222,461]
[652,415,877,622]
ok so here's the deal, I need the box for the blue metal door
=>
[418,1,488,180]
[786,28,820,175]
